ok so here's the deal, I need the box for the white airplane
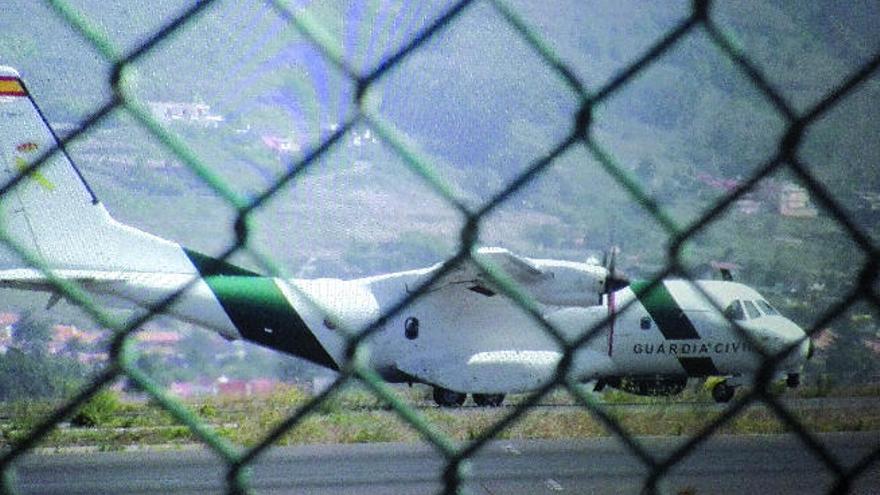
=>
[0,66,810,407]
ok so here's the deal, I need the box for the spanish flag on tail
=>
[0,74,27,97]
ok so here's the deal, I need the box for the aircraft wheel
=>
[433,387,466,407]
[786,373,800,388]
[473,393,505,407]
[711,381,735,403]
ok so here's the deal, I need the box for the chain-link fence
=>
[1,0,878,493]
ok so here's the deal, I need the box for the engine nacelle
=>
[526,260,607,306]
[606,376,687,397]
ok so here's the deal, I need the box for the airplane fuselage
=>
[77,261,808,395]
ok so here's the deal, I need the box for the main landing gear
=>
[710,380,736,403]
[473,393,505,407]
[433,387,466,407]
[432,387,505,407]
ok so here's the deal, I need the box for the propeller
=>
[600,246,629,357]
[599,246,629,303]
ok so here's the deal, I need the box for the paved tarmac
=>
[14,432,879,494]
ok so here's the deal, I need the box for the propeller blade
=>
[608,247,616,274]
[605,272,630,293]
[607,288,616,356]
[601,245,629,294]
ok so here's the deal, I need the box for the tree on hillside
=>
[12,310,53,356]
[0,311,89,401]
[822,330,880,385]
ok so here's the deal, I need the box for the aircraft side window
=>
[404,317,419,340]
[756,300,779,315]
[743,300,761,319]
[640,316,652,330]
[724,300,746,321]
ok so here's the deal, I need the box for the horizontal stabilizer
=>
[0,268,125,291]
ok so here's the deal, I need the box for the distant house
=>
[215,378,248,397]
[858,191,880,211]
[135,330,181,345]
[144,158,181,169]
[148,101,224,128]
[863,337,880,355]
[169,379,215,398]
[811,328,880,359]
[701,260,742,280]
[261,135,301,155]
[812,329,836,351]
[0,312,20,329]
[213,376,281,397]
[135,330,182,355]
[0,328,11,355]
[696,172,740,192]
[735,199,762,215]
[49,324,103,355]
[248,378,278,396]
[351,128,377,147]
[779,183,818,218]
[710,260,741,271]
[77,352,109,365]
[0,312,18,353]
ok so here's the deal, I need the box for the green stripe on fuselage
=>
[184,249,338,370]
[183,249,261,277]
[630,280,701,340]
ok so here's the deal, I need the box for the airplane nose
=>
[779,320,810,366]
[796,335,811,362]
[752,319,809,364]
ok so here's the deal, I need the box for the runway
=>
[14,432,879,494]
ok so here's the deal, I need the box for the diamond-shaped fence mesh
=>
[0,0,878,493]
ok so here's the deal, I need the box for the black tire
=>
[786,373,800,388]
[433,387,466,407]
[472,393,505,407]
[711,382,735,403]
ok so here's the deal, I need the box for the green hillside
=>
[0,1,877,332]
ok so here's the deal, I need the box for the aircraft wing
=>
[414,247,550,297]
[395,348,614,394]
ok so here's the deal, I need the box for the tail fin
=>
[0,66,193,274]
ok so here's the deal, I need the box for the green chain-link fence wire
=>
[1,0,879,493]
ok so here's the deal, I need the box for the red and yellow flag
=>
[0,76,26,97]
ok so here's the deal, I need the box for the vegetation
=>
[70,390,122,428]
[0,384,877,451]
[0,312,88,402]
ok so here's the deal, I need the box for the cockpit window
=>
[724,300,746,321]
[743,300,761,319]
[756,300,779,315]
